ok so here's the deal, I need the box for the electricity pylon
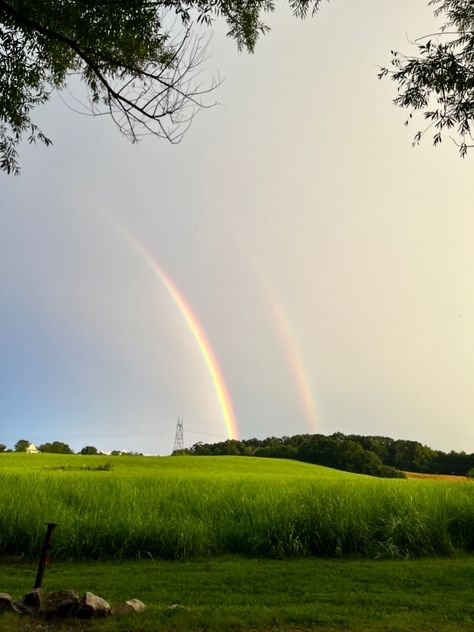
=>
[173,418,184,453]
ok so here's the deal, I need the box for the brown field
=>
[404,471,469,481]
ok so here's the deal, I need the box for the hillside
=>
[1,453,474,560]
[0,452,354,478]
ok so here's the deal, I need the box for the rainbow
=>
[263,286,318,432]
[111,219,239,440]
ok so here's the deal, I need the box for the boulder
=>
[112,598,146,615]
[0,593,14,613]
[42,589,79,618]
[76,592,111,619]
[10,601,37,616]
[20,588,43,611]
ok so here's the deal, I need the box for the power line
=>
[5,422,228,444]
[4,428,172,442]
[185,427,228,439]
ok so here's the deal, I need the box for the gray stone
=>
[112,598,146,615]
[42,589,79,618]
[11,601,37,616]
[166,603,190,612]
[76,592,111,619]
[0,593,14,613]
[20,588,43,610]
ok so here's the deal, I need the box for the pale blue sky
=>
[1,1,473,454]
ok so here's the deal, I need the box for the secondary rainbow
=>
[263,285,318,432]
[113,220,239,440]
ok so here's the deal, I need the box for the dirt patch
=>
[404,471,469,481]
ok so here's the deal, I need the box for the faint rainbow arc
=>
[114,222,239,440]
[263,286,318,432]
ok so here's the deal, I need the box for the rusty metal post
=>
[34,523,57,589]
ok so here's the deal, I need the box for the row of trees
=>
[180,432,474,478]
[0,439,92,454]
[0,440,145,456]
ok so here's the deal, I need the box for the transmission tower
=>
[173,418,184,453]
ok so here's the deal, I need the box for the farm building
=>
[26,443,39,454]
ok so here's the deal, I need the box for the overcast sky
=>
[1,1,473,455]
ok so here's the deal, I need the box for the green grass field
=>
[1,556,474,631]
[1,453,474,560]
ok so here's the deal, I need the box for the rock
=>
[20,588,43,611]
[112,598,146,615]
[76,592,111,619]
[42,589,79,618]
[166,603,190,612]
[11,601,37,616]
[0,593,14,613]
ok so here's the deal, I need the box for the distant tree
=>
[39,441,74,454]
[254,444,297,459]
[14,439,30,452]
[380,0,474,155]
[0,443,6,452]
[189,442,211,456]
[467,468,474,478]
[221,440,240,456]
[80,445,99,455]
[433,449,472,475]
[239,445,254,456]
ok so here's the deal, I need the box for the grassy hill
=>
[1,453,473,560]
[0,452,356,478]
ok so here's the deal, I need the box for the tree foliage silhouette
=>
[380,0,474,156]
[14,438,30,452]
[4,1,470,173]
[0,0,323,174]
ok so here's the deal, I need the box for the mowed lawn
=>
[1,453,474,559]
[1,556,474,631]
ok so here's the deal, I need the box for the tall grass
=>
[1,454,473,559]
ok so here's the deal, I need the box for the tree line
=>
[179,433,474,478]
[0,440,143,456]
